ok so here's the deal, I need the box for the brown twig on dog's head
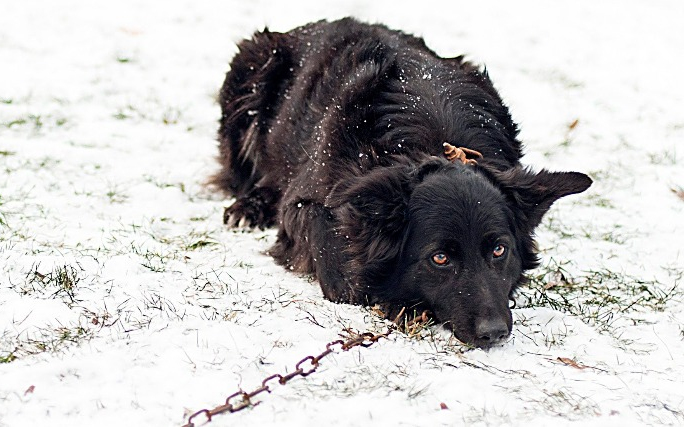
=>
[443,143,483,166]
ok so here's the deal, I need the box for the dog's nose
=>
[474,317,509,347]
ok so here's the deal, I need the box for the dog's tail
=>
[210,29,294,196]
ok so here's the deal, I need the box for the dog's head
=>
[327,157,592,348]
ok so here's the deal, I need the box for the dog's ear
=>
[495,168,592,231]
[325,165,412,287]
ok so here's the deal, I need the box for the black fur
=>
[211,18,592,348]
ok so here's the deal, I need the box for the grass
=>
[528,161,681,347]
[113,103,186,126]
[2,12,682,427]
[3,114,42,129]
[0,323,94,364]
[303,354,431,402]
[5,156,64,173]
[105,184,128,204]
[393,308,435,339]
[130,244,173,273]
[534,387,600,419]
[1,114,68,131]
[162,107,183,125]
[113,105,145,121]
[671,186,684,202]
[20,264,84,307]
[648,149,678,166]
[0,352,17,363]
[519,260,682,339]
[104,219,222,275]
[582,192,615,209]
[462,405,512,425]
[0,89,678,425]
[0,194,7,228]
[144,223,219,252]
[143,174,186,193]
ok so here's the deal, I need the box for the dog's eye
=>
[492,244,506,258]
[431,252,450,266]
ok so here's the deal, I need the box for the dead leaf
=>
[544,271,569,289]
[371,304,387,318]
[557,357,587,370]
[24,385,35,395]
[440,402,449,410]
[119,27,142,36]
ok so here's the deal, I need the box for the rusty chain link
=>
[181,329,392,427]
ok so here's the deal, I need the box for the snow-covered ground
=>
[1,1,683,426]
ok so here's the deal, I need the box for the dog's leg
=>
[307,204,358,304]
[270,201,358,303]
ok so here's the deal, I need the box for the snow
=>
[1,1,684,426]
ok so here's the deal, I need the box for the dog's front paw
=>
[223,192,277,229]
[223,202,252,228]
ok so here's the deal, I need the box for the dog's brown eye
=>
[493,244,506,258]
[431,253,450,266]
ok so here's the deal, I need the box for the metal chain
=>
[181,328,392,427]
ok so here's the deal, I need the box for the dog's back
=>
[212,18,521,204]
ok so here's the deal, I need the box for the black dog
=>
[211,18,592,348]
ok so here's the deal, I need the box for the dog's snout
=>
[474,317,509,347]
